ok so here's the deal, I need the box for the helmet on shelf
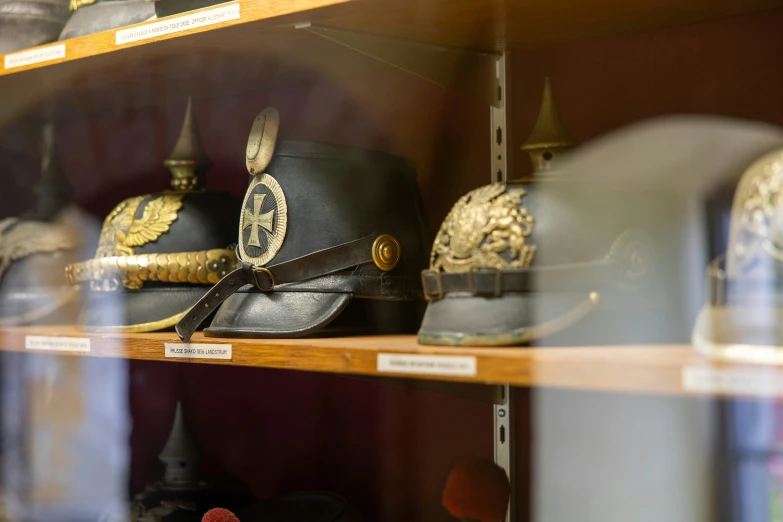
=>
[417,78,692,347]
[148,0,228,19]
[65,99,241,332]
[131,402,254,521]
[58,0,154,40]
[175,107,430,341]
[0,123,86,326]
[0,0,70,54]
[693,146,783,362]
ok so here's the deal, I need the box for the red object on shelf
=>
[202,508,240,522]
[442,458,510,522]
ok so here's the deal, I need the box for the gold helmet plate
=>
[430,183,536,273]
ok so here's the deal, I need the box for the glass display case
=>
[1,0,783,521]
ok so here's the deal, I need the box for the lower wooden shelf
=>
[2,325,781,399]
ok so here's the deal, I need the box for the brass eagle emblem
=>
[94,193,184,289]
[0,218,76,283]
[126,195,183,247]
[430,183,536,272]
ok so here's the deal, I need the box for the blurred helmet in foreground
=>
[0,124,85,326]
[58,0,154,40]
[693,147,783,362]
[0,217,81,325]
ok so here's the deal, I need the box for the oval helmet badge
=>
[238,174,288,266]
[246,107,280,175]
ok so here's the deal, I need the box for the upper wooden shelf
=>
[4,325,783,400]
[1,0,782,126]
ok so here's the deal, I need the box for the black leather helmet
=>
[0,0,69,53]
[58,0,153,40]
[65,100,241,332]
[176,107,430,340]
[148,0,227,19]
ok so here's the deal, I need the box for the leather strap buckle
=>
[252,266,276,291]
[421,269,443,301]
[468,267,503,297]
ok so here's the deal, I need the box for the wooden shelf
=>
[5,326,783,399]
[1,0,782,126]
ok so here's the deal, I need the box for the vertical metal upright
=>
[491,52,515,522]
[495,385,515,522]
[298,26,518,521]
[491,54,508,184]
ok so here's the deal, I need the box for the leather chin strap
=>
[175,234,379,341]
[421,261,616,301]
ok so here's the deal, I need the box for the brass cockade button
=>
[372,234,401,271]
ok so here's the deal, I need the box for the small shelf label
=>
[683,366,783,396]
[116,3,240,45]
[25,335,90,353]
[4,44,65,70]
[164,343,232,360]
[377,353,477,377]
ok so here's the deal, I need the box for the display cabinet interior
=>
[0,3,783,522]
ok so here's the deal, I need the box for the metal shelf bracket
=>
[491,53,507,183]
[495,384,515,522]
[492,54,512,520]
[297,24,501,108]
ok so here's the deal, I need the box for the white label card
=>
[164,343,232,360]
[25,336,90,353]
[4,44,66,70]
[683,366,783,397]
[377,353,477,377]
[116,3,240,45]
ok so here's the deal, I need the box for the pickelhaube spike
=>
[158,402,201,489]
[164,98,213,191]
[520,77,576,173]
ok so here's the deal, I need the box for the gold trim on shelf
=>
[65,249,236,291]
